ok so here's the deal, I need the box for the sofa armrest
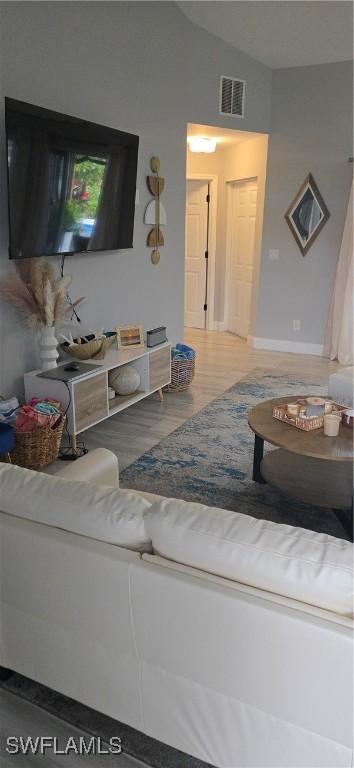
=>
[55,448,119,487]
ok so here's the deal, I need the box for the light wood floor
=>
[0,690,146,767]
[79,329,338,471]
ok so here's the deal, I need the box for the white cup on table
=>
[323,413,341,437]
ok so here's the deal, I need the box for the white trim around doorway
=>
[186,174,218,331]
[224,176,258,336]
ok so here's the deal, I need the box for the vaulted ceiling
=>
[178,1,353,69]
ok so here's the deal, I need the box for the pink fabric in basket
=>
[14,406,53,432]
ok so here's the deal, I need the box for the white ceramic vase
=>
[39,325,59,371]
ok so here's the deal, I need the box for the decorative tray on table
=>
[272,398,346,431]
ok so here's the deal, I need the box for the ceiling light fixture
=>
[188,137,216,153]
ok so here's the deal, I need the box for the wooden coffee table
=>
[248,396,353,539]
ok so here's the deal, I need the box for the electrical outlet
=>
[269,249,279,261]
[293,319,301,331]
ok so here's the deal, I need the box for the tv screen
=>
[5,98,139,259]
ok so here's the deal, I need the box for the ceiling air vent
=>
[219,76,245,118]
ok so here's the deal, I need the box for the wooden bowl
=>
[65,339,104,360]
[63,334,116,361]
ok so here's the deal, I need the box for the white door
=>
[227,179,257,338]
[184,180,209,329]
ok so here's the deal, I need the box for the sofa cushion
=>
[0,464,151,552]
[145,499,354,616]
[123,488,166,504]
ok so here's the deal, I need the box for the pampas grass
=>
[0,258,85,329]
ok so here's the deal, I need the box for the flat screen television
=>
[5,98,139,259]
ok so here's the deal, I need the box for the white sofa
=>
[0,448,353,768]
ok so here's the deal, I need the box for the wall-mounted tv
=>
[5,98,139,259]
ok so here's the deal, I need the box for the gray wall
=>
[0,1,271,395]
[255,61,353,347]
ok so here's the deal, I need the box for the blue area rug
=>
[121,370,348,539]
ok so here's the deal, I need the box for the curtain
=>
[10,127,50,257]
[324,180,353,365]
[89,150,124,251]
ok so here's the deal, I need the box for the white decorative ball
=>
[109,365,140,396]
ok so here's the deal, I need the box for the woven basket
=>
[64,335,116,361]
[165,357,196,392]
[11,417,66,470]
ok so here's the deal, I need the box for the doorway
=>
[225,178,258,339]
[184,175,217,330]
[185,123,268,336]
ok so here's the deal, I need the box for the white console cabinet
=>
[24,343,171,449]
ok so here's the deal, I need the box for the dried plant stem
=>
[0,258,85,329]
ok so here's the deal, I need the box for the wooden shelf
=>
[24,343,171,441]
[109,389,146,414]
[77,342,170,373]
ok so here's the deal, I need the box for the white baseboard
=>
[211,321,226,331]
[247,335,325,357]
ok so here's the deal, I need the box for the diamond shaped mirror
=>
[285,173,330,256]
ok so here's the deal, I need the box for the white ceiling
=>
[187,123,263,147]
[178,1,353,69]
